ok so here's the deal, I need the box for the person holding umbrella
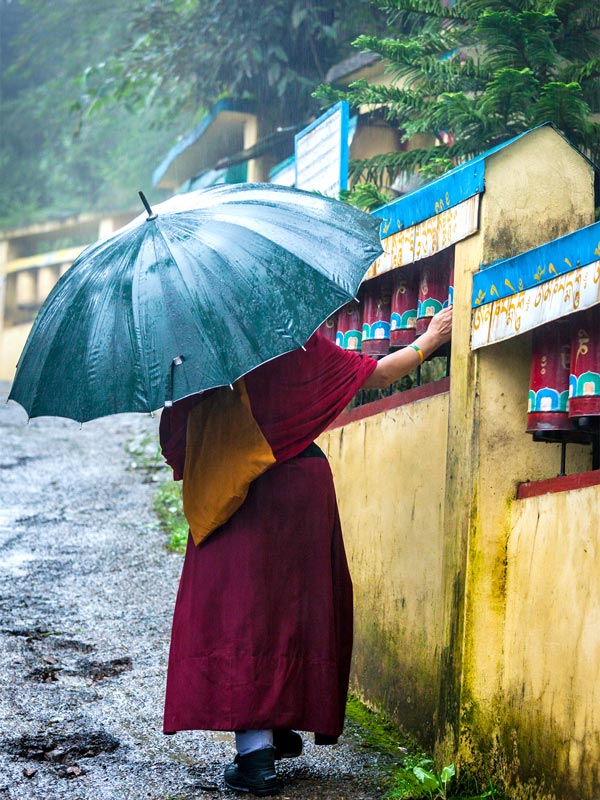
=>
[159,305,453,797]
[8,181,451,797]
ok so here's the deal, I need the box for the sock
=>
[235,729,274,756]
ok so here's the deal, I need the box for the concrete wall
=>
[320,127,599,798]
[502,484,600,797]
[319,389,450,745]
[0,324,30,382]
[440,126,597,797]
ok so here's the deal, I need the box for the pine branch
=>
[371,0,473,23]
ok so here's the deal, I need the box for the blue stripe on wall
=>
[472,220,600,308]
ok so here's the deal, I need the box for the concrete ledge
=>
[328,376,450,430]
[517,468,600,499]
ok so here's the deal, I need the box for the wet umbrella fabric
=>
[9,183,383,423]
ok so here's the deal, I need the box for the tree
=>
[0,0,194,229]
[315,0,600,204]
[0,0,385,228]
[77,0,384,132]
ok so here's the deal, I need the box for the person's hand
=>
[426,305,453,347]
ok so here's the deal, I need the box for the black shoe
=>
[273,729,303,760]
[224,747,280,796]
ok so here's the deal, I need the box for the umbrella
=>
[8,183,383,423]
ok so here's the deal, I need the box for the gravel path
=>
[0,385,390,800]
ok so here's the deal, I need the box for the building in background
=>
[0,211,133,381]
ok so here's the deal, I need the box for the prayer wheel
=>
[361,276,391,356]
[527,324,571,434]
[568,310,600,418]
[390,268,418,348]
[416,254,451,335]
[335,301,362,351]
[318,314,338,343]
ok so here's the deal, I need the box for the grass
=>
[126,431,188,552]
[153,481,188,552]
[345,695,500,800]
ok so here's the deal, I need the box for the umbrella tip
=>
[139,190,157,220]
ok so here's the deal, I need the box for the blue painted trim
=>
[371,123,591,241]
[372,160,485,238]
[472,220,600,308]
[269,154,295,180]
[152,98,255,187]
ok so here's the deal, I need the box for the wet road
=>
[0,385,388,799]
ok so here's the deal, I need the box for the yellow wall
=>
[502,485,600,797]
[438,127,597,796]
[317,127,598,798]
[319,390,449,744]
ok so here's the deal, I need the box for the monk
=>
[159,306,452,796]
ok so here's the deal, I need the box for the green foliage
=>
[340,181,393,211]
[346,695,498,800]
[315,0,600,194]
[127,431,166,478]
[153,481,188,553]
[126,430,188,552]
[76,0,385,130]
[0,0,387,228]
[0,0,191,230]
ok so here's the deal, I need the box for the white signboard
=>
[295,101,349,197]
[365,194,479,280]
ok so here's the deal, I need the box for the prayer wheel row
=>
[527,310,600,435]
[320,253,454,356]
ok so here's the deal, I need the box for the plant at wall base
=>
[126,432,187,552]
[385,754,499,799]
[412,761,456,799]
[346,696,500,800]
[315,0,600,198]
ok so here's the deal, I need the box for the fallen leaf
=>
[66,766,82,777]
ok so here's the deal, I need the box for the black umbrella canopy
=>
[9,183,383,422]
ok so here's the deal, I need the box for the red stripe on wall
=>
[517,469,600,499]
[327,376,450,431]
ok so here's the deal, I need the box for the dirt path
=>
[0,385,389,800]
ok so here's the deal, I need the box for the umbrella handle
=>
[139,190,157,220]
[164,355,185,407]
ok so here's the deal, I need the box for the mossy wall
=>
[440,127,597,797]
[500,484,600,798]
[322,127,599,798]
[319,390,449,746]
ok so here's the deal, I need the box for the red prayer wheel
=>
[568,310,600,418]
[361,276,391,356]
[416,254,451,336]
[318,314,338,343]
[335,301,362,351]
[527,324,571,434]
[390,268,418,348]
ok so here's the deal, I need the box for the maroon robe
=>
[161,334,376,738]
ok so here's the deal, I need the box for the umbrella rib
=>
[150,222,233,390]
